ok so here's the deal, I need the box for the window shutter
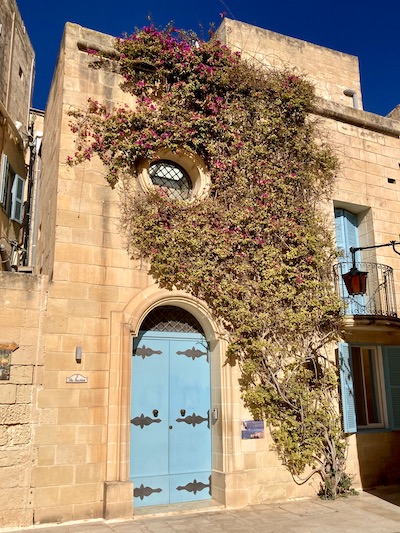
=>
[10,175,25,223]
[0,154,9,205]
[334,208,346,260]
[339,342,357,433]
[383,347,400,430]
[334,208,364,314]
[334,208,360,263]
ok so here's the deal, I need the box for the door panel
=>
[131,331,211,507]
[169,338,211,476]
[130,337,169,481]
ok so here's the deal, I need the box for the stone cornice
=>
[313,98,400,138]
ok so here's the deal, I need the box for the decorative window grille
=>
[149,160,192,200]
[140,305,203,334]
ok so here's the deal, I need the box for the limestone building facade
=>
[1,15,400,528]
[0,0,35,261]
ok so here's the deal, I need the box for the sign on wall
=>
[241,420,265,439]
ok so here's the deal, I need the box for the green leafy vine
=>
[68,25,353,498]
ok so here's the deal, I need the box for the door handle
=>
[169,425,173,429]
[153,409,159,417]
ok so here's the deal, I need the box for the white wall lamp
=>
[75,346,82,363]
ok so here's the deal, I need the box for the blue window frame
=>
[339,343,400,432]
[0,154,25,223]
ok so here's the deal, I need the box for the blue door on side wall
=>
[130,330,211,507]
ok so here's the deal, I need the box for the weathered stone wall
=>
[0,116,27,247]
[0,0,34,127]
[32,23,146,524]
[216,17,400,503]
[0,272,48,527]
[0,0,35,264]
[217,18,362,109]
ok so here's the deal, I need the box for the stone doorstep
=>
[132,498,225,519]
[0,501,225,532]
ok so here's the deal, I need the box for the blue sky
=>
[17,0,399,117]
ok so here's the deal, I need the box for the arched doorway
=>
[130,305,212,507]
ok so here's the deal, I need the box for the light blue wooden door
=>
[131,331,211,507]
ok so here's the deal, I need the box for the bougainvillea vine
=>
[68,25,354,498]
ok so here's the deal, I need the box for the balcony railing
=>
[333,262,398,318]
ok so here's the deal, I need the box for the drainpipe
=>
[22,120,35,264]
[343,89,359,110]
[23,127,42,266]
[30,142,42,270]
[26,56,35,127]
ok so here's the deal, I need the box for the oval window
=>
[149,160,192,200]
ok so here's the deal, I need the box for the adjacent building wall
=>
[0,0,35,261]
[0,0,35,128]
[0,272,48,527]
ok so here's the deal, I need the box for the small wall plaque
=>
[241,420,265,439]
[66,373,88,383]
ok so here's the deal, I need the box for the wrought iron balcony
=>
[333,262,398,318]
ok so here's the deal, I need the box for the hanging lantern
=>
[342,266,368,296]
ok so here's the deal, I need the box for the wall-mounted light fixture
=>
[75,346,82,363]
[342,240,400,296]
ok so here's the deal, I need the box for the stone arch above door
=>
[123,286,223,342]
[104,285,243,518]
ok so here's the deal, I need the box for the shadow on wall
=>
[356,432,400,500]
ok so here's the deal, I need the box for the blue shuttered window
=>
[0,154,8,205]
[339,342,357,433]
[340,344,400,432]
[334,208,364,315]
[10,174,25,223]
[0,153,25,224]
[383,347,400,430]
[334,208,360,263]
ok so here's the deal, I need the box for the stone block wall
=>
[0,272,48,527]
[217,18,362,109]
[0,0,34,127]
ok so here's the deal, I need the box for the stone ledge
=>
[313,98,400,138]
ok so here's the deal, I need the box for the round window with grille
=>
[149,160,192,200]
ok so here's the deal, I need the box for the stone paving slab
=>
[3,488,400,533]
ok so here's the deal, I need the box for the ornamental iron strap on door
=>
[130,413,161,428]
[176,411,210,428]
[130,311,211,508]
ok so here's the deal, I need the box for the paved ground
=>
[4,486,400,533]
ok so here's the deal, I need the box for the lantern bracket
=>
[349,240,400,266]
[343,240,400,296]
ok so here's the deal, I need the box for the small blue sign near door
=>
[131,330,211,507]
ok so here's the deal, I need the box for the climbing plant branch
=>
[68,24,354,498]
